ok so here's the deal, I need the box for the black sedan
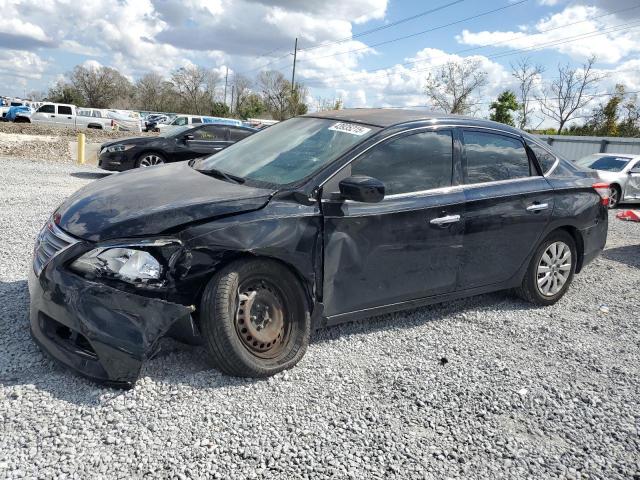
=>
[30,109,608,387]
[98,123,257,171]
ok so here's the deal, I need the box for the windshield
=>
[576,155,631,172]
[195,117,379,185]
[159,125,190,138]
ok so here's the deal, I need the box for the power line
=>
[301,13,640,87]
[237,0,468,75]
[298,0,467,52]
[296,0,529,64]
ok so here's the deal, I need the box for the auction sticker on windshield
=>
[328,122,371,136]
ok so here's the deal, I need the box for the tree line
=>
[427,55,639,137]
[31,57,639,136]
[40,64,309,120]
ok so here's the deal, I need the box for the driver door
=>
[321,128,466,320]
[184,125,231,158]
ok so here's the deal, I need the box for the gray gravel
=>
[1,157,639,480]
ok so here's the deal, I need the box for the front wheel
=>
[515,230,577,306]
[136,152,165,168]
[200,259,310,377]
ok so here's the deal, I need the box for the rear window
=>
[463,130,531,184]
[58,106,72,115]
[576,155,631,172]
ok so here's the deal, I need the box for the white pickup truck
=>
[30,103,113,130]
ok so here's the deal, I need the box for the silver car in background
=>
[575,153,640,208]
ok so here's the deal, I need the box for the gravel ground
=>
[0,157,639,480]
[0,122,157,163]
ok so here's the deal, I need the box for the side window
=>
[192,117,202,124]
[38,105,55,114]
[463,130,530,184]
[58,106,73,115]
[228,127,252,142]
[174,117,187,126]
[351,130,453,195]
[527,141,557,174]
[194,125,228,140]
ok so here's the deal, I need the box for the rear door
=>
[459,128,554,289]
[321,128,466,318]
[56,105,74,126]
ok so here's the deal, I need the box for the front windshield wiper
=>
[197,167,245,184]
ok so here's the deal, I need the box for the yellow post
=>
[77,133,85,165]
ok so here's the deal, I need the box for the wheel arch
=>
[555,225,585,273]
[186,251,316,319]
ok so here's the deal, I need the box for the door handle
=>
[212,147,223,151]
[430,214,461,225]
[526,203,549,212]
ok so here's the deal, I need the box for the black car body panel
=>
[29,110,609,386]
[56,162,274,241]
[98,124,257,171]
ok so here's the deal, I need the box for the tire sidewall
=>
[201,259,310,376]
[527,231,577,305]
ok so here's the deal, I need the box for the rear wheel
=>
[608,184,621,208]
[136,152,165,167]
[515,230,577,306]
[200,259,310,377]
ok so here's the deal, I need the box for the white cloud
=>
[457,5,640,64]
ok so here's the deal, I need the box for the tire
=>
[200,258,310,377]
[515,230,577,306]
[609,184,621,209]
[136,152,165,168]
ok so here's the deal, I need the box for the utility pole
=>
[230,85,235,114]
[223,67,229,109]
[291,37,298,94]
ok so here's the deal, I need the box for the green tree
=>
[489,90,520,126]
[46,79,84,105]
[210,101,230,117]
[236,93,266,119]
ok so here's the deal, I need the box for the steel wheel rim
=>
[536,241,572,297]
[609,188,618,208]
[139,155,164,167]
[235,279,289,359]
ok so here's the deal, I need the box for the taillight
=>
[592,182,610,206]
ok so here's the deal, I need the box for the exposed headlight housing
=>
[71,248,163,284]
[105,144,135,153]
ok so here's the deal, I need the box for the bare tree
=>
[537,56,604,133]
[171,65,216,114]
[70,64,132,108]
[135,73,178,112]
[425,60,487,114]
[232,73,252,113]
[258,70,292,120]
[511,58,544,129]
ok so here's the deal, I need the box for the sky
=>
[1,0,639,127]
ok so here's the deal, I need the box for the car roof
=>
[304,108,521,133]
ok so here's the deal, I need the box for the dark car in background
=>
[30,109,608,387]
[98,123,257,171]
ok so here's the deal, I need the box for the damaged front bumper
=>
[28,258,194,388]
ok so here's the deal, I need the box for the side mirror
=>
[339,175,385,203]
[629,167,640,175]
[183,134,195,141]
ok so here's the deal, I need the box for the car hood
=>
[55,162,275,242]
